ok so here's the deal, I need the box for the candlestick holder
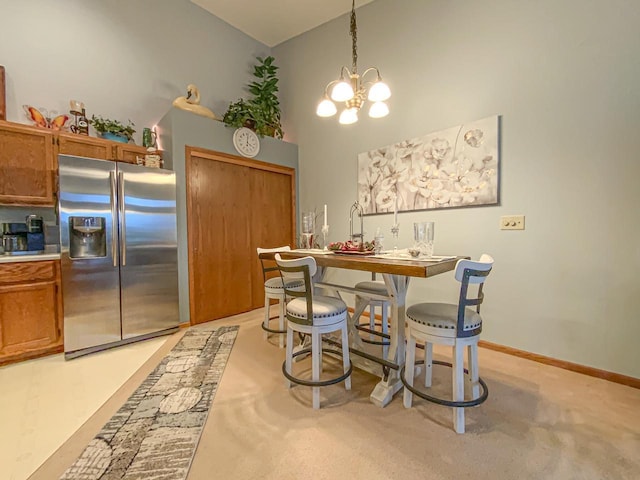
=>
[391,223,400,253]
[321,224,329,250]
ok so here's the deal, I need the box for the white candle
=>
[323,204,328,227]
[393,197,398,224]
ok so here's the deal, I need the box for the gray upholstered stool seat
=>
[354,279,390,354]
[264,276,305,294]
[354,280,387,294]
[286,296,347,326]
[406,303,482,336]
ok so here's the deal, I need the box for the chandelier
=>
[316,0,391,124]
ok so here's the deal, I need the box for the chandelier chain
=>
[350,0,358,74]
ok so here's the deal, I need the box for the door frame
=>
[185,146,297,325]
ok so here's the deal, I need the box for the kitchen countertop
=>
[0,245,61,263]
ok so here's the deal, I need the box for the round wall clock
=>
[232,127,260,158]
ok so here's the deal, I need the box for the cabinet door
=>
[186,148,295,324]
[0,261,63,360]
[249,169,295,309]
[0,281,61,355]
[114,144,151,164]
[57,132,113,160]
[0,121,55,205]
[187,155,254,323]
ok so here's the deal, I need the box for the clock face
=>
[233,127,260,158]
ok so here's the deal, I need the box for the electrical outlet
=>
[500,215,525,230]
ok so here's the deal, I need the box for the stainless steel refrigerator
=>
[58,155,179,359]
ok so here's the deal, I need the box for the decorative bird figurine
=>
[172,84,217,120]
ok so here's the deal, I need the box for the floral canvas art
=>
[357,115,500,214]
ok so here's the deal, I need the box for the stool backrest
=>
[454,254,494,337]
[275,253,316,325]
[257,246,291,281]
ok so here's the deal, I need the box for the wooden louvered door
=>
[248,168,296,308]
[186,147,295,325]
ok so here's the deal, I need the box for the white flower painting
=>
[357,115,500,214]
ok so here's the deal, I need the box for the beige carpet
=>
[30,310,640,480]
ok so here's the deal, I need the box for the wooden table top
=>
[272,250,469,278]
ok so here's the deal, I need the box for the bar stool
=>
[401,254,494,434]
[275,253,352,409]
[353,277,390,357]
[257,246,303,348]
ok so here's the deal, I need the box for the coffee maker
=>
[1,214,45,255]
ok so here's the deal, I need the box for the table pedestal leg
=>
[370,274,408,407]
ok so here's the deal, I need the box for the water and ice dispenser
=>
[69,216,106,258]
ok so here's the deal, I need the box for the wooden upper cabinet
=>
[0,121,163,207]
[0,121,55,205]
[58,133,162,164]
[57,131,113,160]
[115,143,152,164]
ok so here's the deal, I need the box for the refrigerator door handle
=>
[109,171,118,267]
[118,171,127,266]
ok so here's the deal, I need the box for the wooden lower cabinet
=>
[0,260,64,365]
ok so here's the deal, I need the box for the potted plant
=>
[222,56,284,139]
[90,115,136,143]
[222,98,255,131]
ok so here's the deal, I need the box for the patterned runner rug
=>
[59,325,238,480]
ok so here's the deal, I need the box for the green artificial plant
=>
[90,115,136,142]
[222,56,284,139]
[221,98,253,130]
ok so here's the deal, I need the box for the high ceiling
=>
[191,0,375,47]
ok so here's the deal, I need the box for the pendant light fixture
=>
[316,0,391,124]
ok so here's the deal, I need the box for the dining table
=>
[275,248,469,408]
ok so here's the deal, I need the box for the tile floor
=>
[0,336,168,480]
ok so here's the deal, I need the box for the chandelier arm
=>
[361,67,382,82]
[323,79,339,96]
[323,69,351,94]
[340,65,353,80]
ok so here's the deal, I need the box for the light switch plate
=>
[501,215,525,230]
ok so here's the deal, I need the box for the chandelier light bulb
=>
[368,81,391,102]
[316,98,337,117]
[331,80,355,102]
[369,101,389,118]
[339,108,358,125]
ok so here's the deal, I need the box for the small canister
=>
[2,234,28,253]
[142,127,158,148]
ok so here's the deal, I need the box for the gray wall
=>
[274,0,640,378]
[157,109,298,324]
[0,0,271,142]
